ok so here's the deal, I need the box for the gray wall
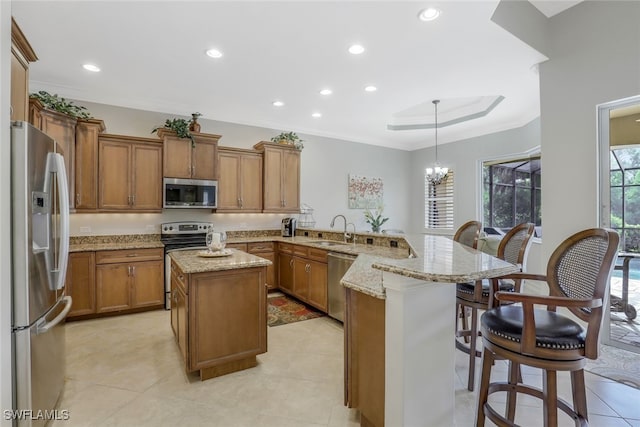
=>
[70,100,412,235]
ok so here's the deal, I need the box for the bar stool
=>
[476,228,619,427]
[455,223,535,391]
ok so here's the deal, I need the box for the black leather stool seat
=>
[482,306,586,350]
[456,279,515,300]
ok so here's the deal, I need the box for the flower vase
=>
[189,114,201,133]
[371,225,381,233]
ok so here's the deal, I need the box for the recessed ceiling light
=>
[319,89,332,96]
[364,86,377,92]
[312,112,322,118]
[82,64,100,72]
[272,100,284,107]
[206,49,223,58]
[348,44,365,55]
[418,8,441,21]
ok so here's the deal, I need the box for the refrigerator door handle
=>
[49,153,70,290]
[36,296,72,335]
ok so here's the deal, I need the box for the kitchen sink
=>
[310,240,348,246]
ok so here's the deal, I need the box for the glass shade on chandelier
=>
[426,165,449,185]
[426,99,449,185]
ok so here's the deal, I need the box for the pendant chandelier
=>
[425,99,449,185]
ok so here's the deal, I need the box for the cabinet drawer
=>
[171,260,188,293]
[293,245,308,257]
[247,242,274,253]
[96,248,163,264]
[278,242,293,254]
[226,243,248,251]
[308,248,328,262]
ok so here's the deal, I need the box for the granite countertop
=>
[69,235,164,252]
[341,234,518,299]
[169,249,272,274]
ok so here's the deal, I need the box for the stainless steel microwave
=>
[163,178,218,209]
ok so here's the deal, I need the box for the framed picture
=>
[348,174,383,209]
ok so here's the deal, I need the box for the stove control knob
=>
[169,226,174,231]
[163,227,167,231]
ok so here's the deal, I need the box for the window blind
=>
[425,170,454,230]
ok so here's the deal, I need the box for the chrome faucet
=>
[330,214,350,242]
[346,223,357,244]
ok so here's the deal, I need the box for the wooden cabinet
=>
[159,129,221,180]
[10,18,37,122]
[98,135,163,212]
[170,260,267,380]
[217,148,263,212]
[253,142,300,213]
[75,119,106,210]
[29,99,78,210]
[247,242,276,290]
[345,288,386,427]
[277,243,328,312]
[225,243,248,251]
[65,252,96,318]
[95,248,164,313]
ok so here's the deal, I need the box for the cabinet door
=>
[282,150,300,212]
[255,251,276,290]
[132,143,162,210]
[307,260,328,312]
[66,252,96,317]
[263,147,284,211]
[10,49,29,121]
[96,264,131,313]
[293,257,309,301]
[217,151,241,210]
[240,153,263,211]
[192,140,217,180]
[131,260,164,308]
[278,253,294,293]
[75,120,104,210]
[163,137,192,178]
[39,110,78,210]
[176,285,188,364]
[99,140,131,210]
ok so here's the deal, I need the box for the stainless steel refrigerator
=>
[11,121,72,427]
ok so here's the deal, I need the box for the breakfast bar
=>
[341,234,518,427]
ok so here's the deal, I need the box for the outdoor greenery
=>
[482,159,541,233]
[610,147,640,252]
[30,90,92,119]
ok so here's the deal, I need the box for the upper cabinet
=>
[10,18,37,122]
[29,98,78,210]
[217,147,263,212]
[98,135,163,212]
[158,129,221,180]
[75,119,106,211]
[254,142,300,213]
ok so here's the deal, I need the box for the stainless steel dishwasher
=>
[327,252,357,322]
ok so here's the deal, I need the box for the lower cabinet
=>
[247,242,277,290]
[66,252,96,317]
[66,248,164,319]
[277,243,328,312]
[170,260,267,380]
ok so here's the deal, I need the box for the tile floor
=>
[56,310,640,427]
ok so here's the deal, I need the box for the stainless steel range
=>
[160,221,213,309]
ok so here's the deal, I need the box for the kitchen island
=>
[169,248,272,380]
[341,234,518,427]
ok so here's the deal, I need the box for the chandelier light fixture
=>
[426,99,449,185]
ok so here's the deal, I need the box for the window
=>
[610,146,640,251]
[482,156,541,236]
[425,170,454,230]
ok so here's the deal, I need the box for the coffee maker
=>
[281,218,297,237]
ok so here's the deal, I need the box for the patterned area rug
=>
[586,344,640,389]
[267,294,325,327]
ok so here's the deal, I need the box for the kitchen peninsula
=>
[168,248,271,380]
[341,234,518,427]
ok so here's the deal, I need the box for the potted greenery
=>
[364,206,389,233]
[152,116,197,146]
[271,131,304,150]
[30,90,92,119]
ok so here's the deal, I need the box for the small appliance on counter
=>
[281,217,297,237]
